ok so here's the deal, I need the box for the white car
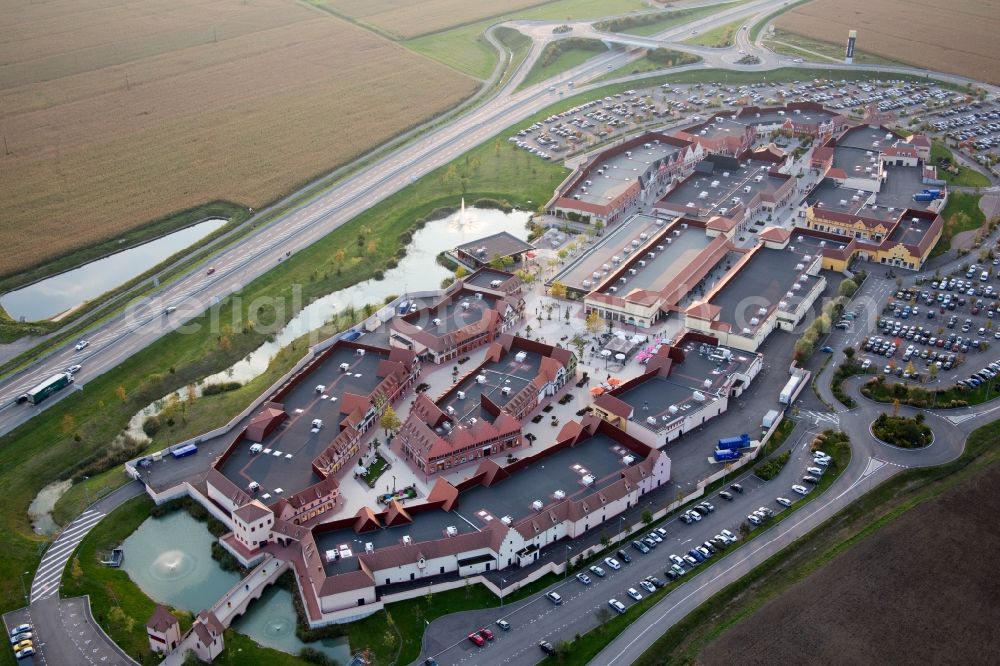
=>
[576,572,592,585]
[687,510,702,522]
[626,587,643,601]
[806,466,824,476]
[792,484,810,495]
[639,579,656,593]
[747,514,761,525]
[66,364,82,374]
[74,340,89,351]
[776,497,792,507]
[609,598,627,614]
[720,529,737,542]
[604,557,621,570]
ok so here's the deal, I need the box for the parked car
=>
[747,514,761,525]
[540,640,556,654]
[604,557,621,570]
[576,572,592,585]
[468,633,485,647]
[730,483,744,493]
[608,599,627,614]
[632,540,650,554]
[792,484,810,495]
[639,579,656,593]
[616,549,632,564]
[720,529,737,542]
[589,565,606,578]
[9,625,31,637]
[626,587,643,601]
[546,591,563,605]
[496,619,511,631]
[719,490,734,501]
[803,475,820,484]
[776,497,792,507]
[645,575,665,589]
[479,628,495,641]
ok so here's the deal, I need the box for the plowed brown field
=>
[0,0,475,276]
[776,0,1000,85]
[699,460,1000,664]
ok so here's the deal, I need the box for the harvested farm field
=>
[775,0,1000,85]
[321,0,548,40]
[0,0,476,277]
[698,460,1000,664]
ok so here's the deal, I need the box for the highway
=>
[0,0,793,438]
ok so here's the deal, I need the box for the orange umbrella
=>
[607,378,622,386]
[590,386,605,396]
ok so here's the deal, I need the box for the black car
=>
[664,569,679,581]
[719,490,734,501]
[730,483,744,493]
[540,640,556,655]
[616,549,632,564]
[680,513,693,524]
[645,576,665,588]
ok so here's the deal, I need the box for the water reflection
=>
[1,218,228,321]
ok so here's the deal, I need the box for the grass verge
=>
[684,18,743,48]
[765,29,903,66]
[595,2,746,37]
[633,417,1000,665]
[931,191,987,257]
[860,375,1000,408]
[763,417,796,456]
[748,0,810,41]
[930,140,991,188]
[519,38,608,91]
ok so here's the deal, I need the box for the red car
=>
[468,633,485,647]
[479,628,495,641]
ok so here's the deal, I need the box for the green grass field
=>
[606,1,745,37]
[747,0,810,41]
[593,50,703,82]
[932,191,986,256]
[404,0,644,78]
[765,29,901,66]
[519,39,608,90]
[930,141,991,187]
[684,18,743,48]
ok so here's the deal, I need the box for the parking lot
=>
[510,77,999,177]
[857,258,1000,387]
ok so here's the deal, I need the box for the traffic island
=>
[870,413,934,449]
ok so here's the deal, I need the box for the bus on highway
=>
[25,372,73,405]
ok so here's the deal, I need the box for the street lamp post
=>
[19,571,30,605]
[618,516,625,545]
[564,545,572,579]
[500,578,507,607]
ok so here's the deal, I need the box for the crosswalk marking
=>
[31,511,105,603]
[799,410,841,426]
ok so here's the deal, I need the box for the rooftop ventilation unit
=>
[531,500,544,511]
[501,516,513,526]
[640,232,648,240]
[612,255,622,264]
[647,416,658,425]
[779,300,788,309]
[629,269,638,275]
[722,172,730,178]
[582,474,595,486]
[638,260,646,268]
[402,535,412,546]
[553,490,566,500]
[582,279,592,288]
[631,239,641,247]
[792,283,802,291]
[446,405,455,415]
[432,318,441,326]
[623,246,632,255]
[750,317,760,326]
[804,255,812,262]
[742,327,752,335]
[656,245,665,251]
[446,526,458,537]
[469,417,478,425]
[669,405,679,414]
[476,292,483,300]
[515,351,527,362]
[758,307,768,316]
[365,543,374,554]
[703,378,713,389]
[699,191,709,199]
[442,421,452,431]
[457,391,466,400]
[501,386,511,396]
[711,180,720,188]
[477,374,487,384]
[693,391,706,402]
[795,263,805,271]
[461,301,470,310]
[339,363,350,372]
[357,349,365,356]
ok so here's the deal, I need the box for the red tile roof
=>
[146,605,178,632]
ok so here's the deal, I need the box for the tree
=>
[71,557,83,582]
[641,510,653,525]
[454,265,468,279]
[586,310,603,336]
[380,406,401,438]
[550,281,568,299]
[838,278,858,297]
[593,605,613,625]
[594,220,605,235]
[335,248,346,264]
[929,363,939,381]
[571,334,587,359]
[366,240,378,256]
[843,347,855,360]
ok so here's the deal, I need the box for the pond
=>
[121,511,350,663]
[1,218,228,321]
[203,205,530,384]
